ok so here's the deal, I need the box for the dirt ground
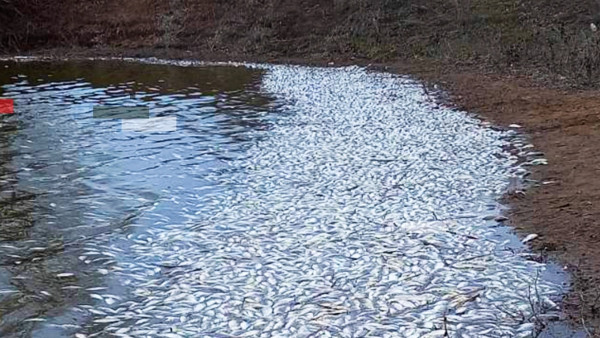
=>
[4,47,600,334]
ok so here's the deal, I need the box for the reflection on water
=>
[0,60,276,336]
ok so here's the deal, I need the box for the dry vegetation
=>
[2,0,600,86]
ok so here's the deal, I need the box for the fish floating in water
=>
[0,59,565,337]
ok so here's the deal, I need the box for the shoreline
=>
[410,67,600,335]
[3,48,600,334]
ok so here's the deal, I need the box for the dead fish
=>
[5,61,565,337]
[56,273,76,278]
[24,318,46,322]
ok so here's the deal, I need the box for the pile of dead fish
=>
[71,64,563,337]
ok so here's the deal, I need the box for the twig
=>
[443,311,449,337]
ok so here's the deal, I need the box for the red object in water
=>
[0,99,14,114]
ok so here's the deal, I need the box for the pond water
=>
[0,59,576,337]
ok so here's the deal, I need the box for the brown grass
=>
[2,0,600,86]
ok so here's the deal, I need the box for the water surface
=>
[0,60,275,336]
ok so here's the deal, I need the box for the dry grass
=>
[1,0,600,85]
